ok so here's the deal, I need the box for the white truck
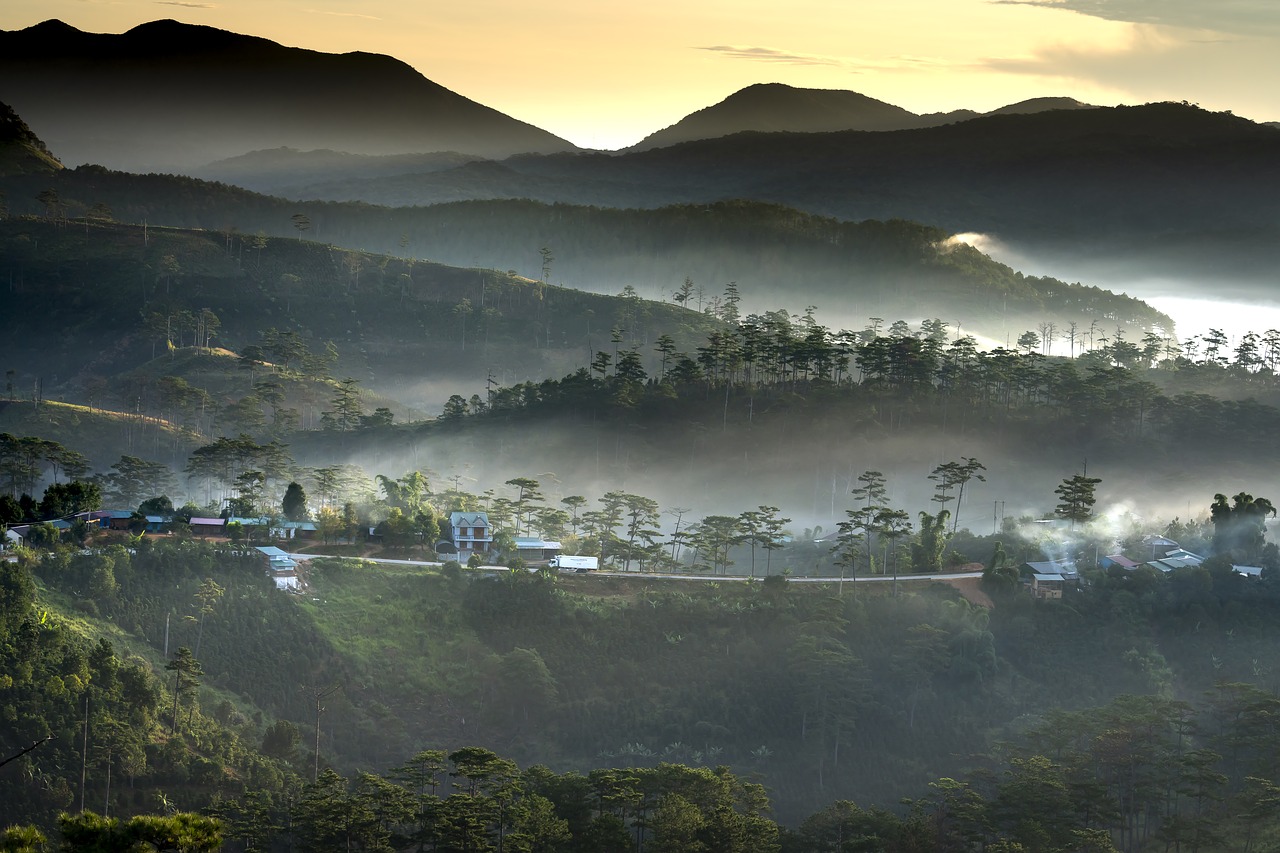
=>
[550,555,599,572]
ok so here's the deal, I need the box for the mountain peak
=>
[627,84,1104,152]
[629,83,918,151]
[987,96,1096,115]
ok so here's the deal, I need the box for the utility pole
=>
[309,684,342,781]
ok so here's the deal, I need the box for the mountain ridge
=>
[627,82,1096,151]
[0,19,578,172]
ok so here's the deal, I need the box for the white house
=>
[255,545,301,590]
[450,512,493,557]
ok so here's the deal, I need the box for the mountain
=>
[256,102,1277,296]
[0,19,577,173]
[257,102,1267,247]
[627,83,1093,151]
[0,147,1172,344]
[983,96,1094,116]
[0,102,1172,343]
[0,99,61,175]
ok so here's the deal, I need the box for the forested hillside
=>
[9,532,1280,851]
[0,218,720,417]
[0,179,1171,345]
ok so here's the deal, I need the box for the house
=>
[189,517,225,536]
[1100,554,1141,571]
[1022,559,1077,599]
[271,520,318,540]
[1024,559,1078,579]
[1141,535,1180,561]
[144,515,169,533]
[1030,572,1066,599]
[1233,565,1265,579]
[514,536,562,562]
[1145,550,1205,573]
[255,546,301,590]
[450,512,493,557]
[2,527,22,548]
[70,509,123,529]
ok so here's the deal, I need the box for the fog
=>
[958,231,1280,345]
[283,404,1280,557]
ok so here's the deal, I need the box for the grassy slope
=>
[0,399,200,472]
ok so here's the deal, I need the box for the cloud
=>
[303,8,382,19]
[991,0,1280,38]
[697,45,845,67]
[979,25,1280,119]
[696,45,957,72]
[155,1,217,6]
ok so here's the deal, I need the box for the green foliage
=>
[281,481,308,522]
[1209,492,1276,561]
[1054,474,1102,528]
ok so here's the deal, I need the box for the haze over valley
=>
[6,8,1280,851]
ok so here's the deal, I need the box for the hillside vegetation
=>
[10,534,1280,851]
[0,218,721,413]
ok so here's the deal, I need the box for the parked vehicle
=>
[549,555,598,571]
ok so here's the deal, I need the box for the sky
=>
[4,0,1279,148]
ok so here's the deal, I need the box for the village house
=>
[1022,559,1077,599]
[1099,554,1140,571]
[189,517,225,536]
[1145,549,1205,573]
[514,536,562,562]
[255,546,301,590]
[450,511,493,558]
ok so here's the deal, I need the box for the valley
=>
[3,12,1280,851]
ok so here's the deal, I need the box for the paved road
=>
[285,553,983,585]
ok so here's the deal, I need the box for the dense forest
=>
[7,518,1280,851]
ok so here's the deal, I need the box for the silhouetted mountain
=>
[984,96,1093,116]
[0,99,61,176]
[0,19,577,173]
[266,102,1276,290]
[627,83,1093,151]
[285,101,1252,231]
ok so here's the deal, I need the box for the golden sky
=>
[5,0,1278,148]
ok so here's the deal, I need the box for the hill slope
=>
[0,149,1172,345]
[0,217,722,415]
[0,99,61,175]
[194,148,487,196]
[0,19,577,172]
